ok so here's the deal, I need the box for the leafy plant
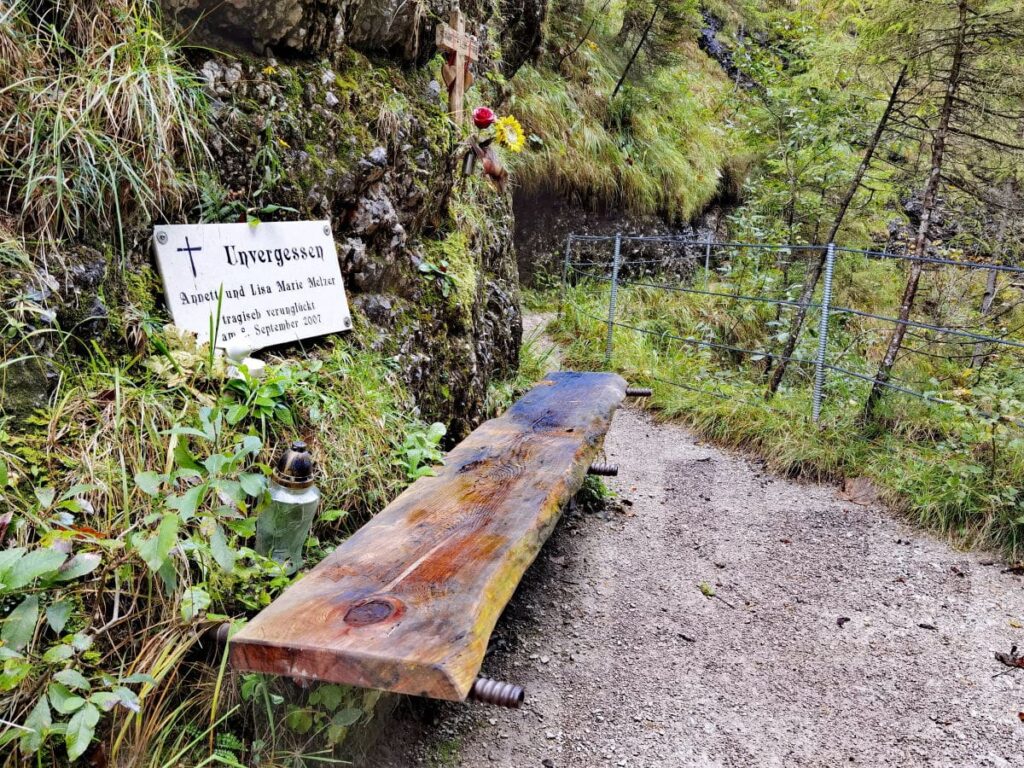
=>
[223,363,315,430]
[418,259,456,298]
[395,423,447,481]
[575,475,613,513]
[245,203,300,228]
[0,330,429,763]
[238,675,368,762]
[251,123,286,194]
[130,406,271,586]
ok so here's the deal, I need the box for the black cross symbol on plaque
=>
[177,237,201,278]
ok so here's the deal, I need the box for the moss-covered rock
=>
[189,47,520,437]
[2,9,524,449]
[159,0,433,59]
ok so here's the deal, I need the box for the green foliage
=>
[421,222,479,317]
[730,0,1024,256]
[237,674,378,764]
[194,172,300,226]
[224,365,307,428]
[396,423,447,481]
[0,336,434,764]
[419,259,457,298]
[576,475,613,513]
[553,253,1024,556]
[0,2,519,765]
[291,345,420,534]
[428,737,463,768]
[727,9,898,246]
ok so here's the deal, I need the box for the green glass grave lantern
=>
[255,441,321,575]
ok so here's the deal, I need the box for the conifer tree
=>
[861,0,1024,418]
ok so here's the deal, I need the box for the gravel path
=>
[367,321,1024,767]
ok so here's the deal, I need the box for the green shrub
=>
[0,332,430,764]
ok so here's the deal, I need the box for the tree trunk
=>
[766,64,908,396]
[969,267,999,367]
[556,0,612,70]
[862,2,968,420]
[612,3,660,100]
[970,179,1011,368]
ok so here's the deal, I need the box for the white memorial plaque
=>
[152,221,351,348]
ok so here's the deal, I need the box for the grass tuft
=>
[0,0,210,266]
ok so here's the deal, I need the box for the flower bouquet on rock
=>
[462,106,524,193]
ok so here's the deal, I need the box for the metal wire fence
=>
[559,232,1024,426]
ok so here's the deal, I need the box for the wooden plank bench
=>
[229,371,627,702]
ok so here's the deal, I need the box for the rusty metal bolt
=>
[625,386,653,397]
[204,622,233,645]
[587,463,619,477]
[468,677,525,708]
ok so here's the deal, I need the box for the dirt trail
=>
[369,319,1024,768]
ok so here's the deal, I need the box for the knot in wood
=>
[344,598,400,626]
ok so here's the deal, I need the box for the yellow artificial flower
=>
[494,115,525,153]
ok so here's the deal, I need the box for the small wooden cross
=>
[436,10,480,126]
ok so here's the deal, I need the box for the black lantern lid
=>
[273,440,316,489]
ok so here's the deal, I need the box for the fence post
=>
[812,243,836,424]
[604,232,622,368]
[558,234,573,319]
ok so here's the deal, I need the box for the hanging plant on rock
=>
[462,106,525,193]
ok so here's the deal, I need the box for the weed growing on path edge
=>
[576,475,614,514]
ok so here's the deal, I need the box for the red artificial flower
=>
[472,106,497,129]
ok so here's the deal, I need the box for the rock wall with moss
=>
[2,0,529,439]
[192,44,522,437]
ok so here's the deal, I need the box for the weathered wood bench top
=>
[230,371,626,701]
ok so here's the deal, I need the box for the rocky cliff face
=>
[159,0,529,62]
[174,0,532,436]
[161,0,430,58]
[513,189,731,286]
